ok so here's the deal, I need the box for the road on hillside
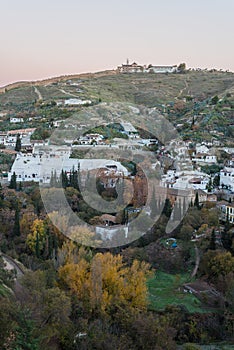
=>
[1,253,24,279]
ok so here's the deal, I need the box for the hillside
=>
[0,70,233,143]
[1,70,233,104]
[0,69,234,349]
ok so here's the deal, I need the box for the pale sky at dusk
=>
[0,0,233,87]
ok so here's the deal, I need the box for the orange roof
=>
[7,128,36,135]
[0,149,17,155]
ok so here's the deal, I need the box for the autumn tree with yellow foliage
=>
[58,248,151,316]
[26,217,60,259]
[26,219,47,258]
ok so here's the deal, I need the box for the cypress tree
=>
[61,170,69,188]
[194,191,200,209]
[150,187,158,220]
[0,183,3,208]
[15,134,21,152]
[9,172,17,190]
[54,170,58,187]
[13,203,21,237]
[50,170,58,187]
[183,196,187,215]
[162,198,172,218]
[35,231,40,258]
[18,181,22,191]
[209,229,216,250]
[174,199,182,221]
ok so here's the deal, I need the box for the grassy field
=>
[80,71,234,106]
[147,271,205,313]
[0,86,37,105]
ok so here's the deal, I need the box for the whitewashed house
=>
[161,170,210,191]
[220,167,234,191]
[10,117,24,123]
[217,201,234,223]
[0,133,7,145]
[64,99,92,106]
[120,122,139,138]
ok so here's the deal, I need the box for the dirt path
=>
[58,88,80,97]
[191,245,200,278]
[34,86,43,100]
[177,78,190,99]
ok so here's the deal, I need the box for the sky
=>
[0,0,234,87]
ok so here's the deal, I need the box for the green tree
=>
[173,200,182,221]
[209,229,216,250]
[50,170,58,187]
[162,198,172,218]
[0,183,3,208]
[178,63,186,73]
[194,192,200,209]
[213,174,220,188]
[15,134,22,152]
[211,95,219,105]
[60,169,69,188]
[201,251,234,280]
[26,219,47,258]
[13,308,40,350]
[13,203,21,237]
[150,187,159,220]
[206,178,212,193]
[9,172,17,190]
[20,270,71,347]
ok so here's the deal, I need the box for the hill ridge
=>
[0,69,117,93]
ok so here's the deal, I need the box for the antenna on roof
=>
[127,58,129,65]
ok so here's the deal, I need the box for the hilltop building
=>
[147,65,178,73]
[117,60,144,73]
[117,60,178,74]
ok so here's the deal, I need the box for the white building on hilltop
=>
[117,60,178,74]
[117,61,144,73]
[147,65,178,73]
